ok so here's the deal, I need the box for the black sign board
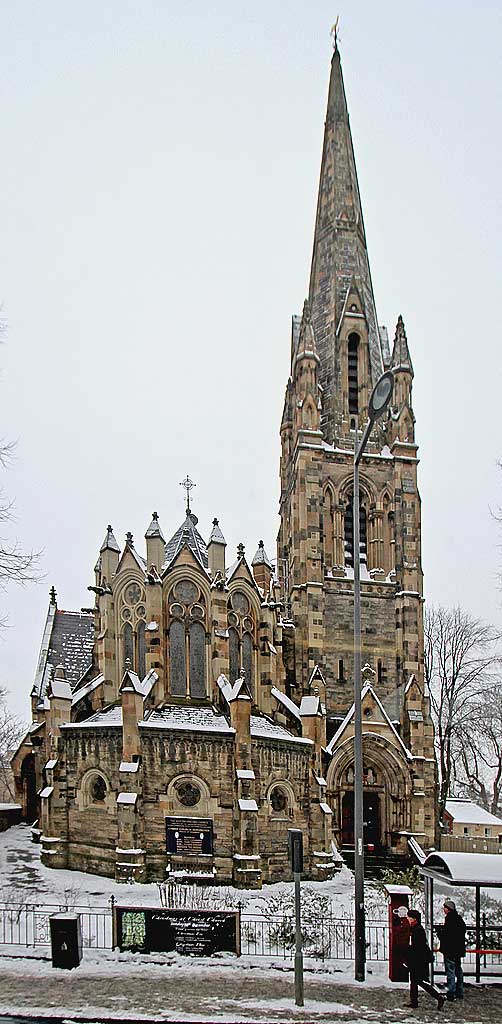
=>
[166,815,213,856]
[115,906,240,956]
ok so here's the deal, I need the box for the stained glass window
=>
[124,622,133,669]
[229,626,240,685]
[189,621,206,698]
[137,620,146,681]
[170,620,186,696]
[242,632,254,696]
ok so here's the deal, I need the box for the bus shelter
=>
[420,851,502,983]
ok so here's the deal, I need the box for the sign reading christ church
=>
[166,815,214,856]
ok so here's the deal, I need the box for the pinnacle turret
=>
[391,315,413,375]
[100,525,120,554]
[145,511,165,541]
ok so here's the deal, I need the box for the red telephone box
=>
[384,884,413,982]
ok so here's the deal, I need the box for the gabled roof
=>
[270,686,301,721]
[163,512,209,570]
[445,800,502,827]
[33,607,95,698]
[326,682,412,760]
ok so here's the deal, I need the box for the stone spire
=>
[308,45,384,442]
[100,525,120,554]
[391,315,413,375]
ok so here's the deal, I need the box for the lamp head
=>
[368,370,394,422]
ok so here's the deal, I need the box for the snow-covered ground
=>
[0,827,501,1022]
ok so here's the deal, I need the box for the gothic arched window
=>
[227,590,255,695]
[123,622,133,668]
[323,489,334,569]
[170,619,186,696]
[167,580,207,698]
[120,583,146,673]
[348,333,359,415]
[137,620,146,681]
[189,621,206,698]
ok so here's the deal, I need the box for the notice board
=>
[115,906,240,956]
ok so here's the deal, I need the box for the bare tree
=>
[424,605,500,821]
[454,687,502,816]
[0,686,25,802]
[0,315,41,616]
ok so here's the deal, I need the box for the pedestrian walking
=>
[405,909,444,1011]
[435,899,467,1002]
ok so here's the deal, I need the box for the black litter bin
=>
[50,913,83,969]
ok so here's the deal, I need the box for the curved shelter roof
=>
[421,851,502,887]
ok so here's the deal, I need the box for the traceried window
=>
[227,589,255,695]
[120,583,147,676]
[167,580,207,698]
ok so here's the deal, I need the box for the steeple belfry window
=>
[344,494,367,568]
[348,333,359,415]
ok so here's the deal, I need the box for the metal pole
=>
[476,885,481,984]
[294,869,304,1006]
[353,422,365,982]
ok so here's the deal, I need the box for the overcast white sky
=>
[1,1,501,721]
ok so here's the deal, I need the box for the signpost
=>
[288,828,304,1007]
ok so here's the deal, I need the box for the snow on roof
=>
[270,686,301,721]
[49,678,72,700]
[34,608,95,699]
[141,704,234,735]
[422,851,502,886]
[445,799,502,827]
[238,798,258,812]
[71,673,104,706]
[250,715,313,746]
[117,792,137,805]
[300,695,321,717]
[62,705,123,728]
[326,682,412,760]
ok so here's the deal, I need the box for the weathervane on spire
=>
[180,475,196,514]
[330,16,340,50]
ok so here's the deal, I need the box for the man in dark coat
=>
[406,909,444,1010]
[435,899,467,1002]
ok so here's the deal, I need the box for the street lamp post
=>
[353,370,394,982]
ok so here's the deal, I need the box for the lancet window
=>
[227,589,256,695]
[120,582,147,676]
[167,579,207,699]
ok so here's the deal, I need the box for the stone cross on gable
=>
[180,475,196,514]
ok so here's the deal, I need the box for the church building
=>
[12,43,436,885]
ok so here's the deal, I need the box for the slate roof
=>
[163,512,209,570]
[45,610,94,693]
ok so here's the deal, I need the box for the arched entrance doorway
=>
[21,754,37,823]
[327,734,412,854]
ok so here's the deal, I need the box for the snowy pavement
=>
[0,953,500,1023]
[0,828,501,1022]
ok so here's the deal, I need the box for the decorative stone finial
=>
[125,657,132,671]
[126,531,133,547]
[237,543,245,559]
[49,586,57,606]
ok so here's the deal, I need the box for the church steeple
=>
[308,44,384,443]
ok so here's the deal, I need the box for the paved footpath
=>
[0,956,501,1024]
